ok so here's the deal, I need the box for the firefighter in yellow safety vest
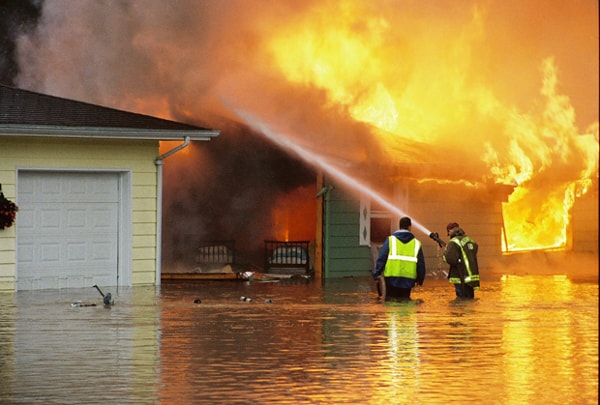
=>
[373,217,426,301]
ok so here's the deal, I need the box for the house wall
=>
[321,178,508,280]
[0,136,159,290]
[321,174,598,282]
[572,186,598,253]
[396,181,505,277]
[323,186,372,278]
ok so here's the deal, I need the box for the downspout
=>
[154,136,191,286]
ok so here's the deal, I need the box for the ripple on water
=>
[0,277,597,404]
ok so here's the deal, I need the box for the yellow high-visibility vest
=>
[383,236,420,280]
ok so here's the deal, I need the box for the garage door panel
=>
[19,204,118,234]
[16,207,34,230]
[17,243,34,264]
[41,208,61,229]
[19,172,119,202]
[21,236,116,267]
[40,178,62,202]
[85,177,119,202]
[40,241,61,262]
[92,240,115,261]
[90,207,119,231]
[17,171,121,290]
[66,209,86,229]
[18,204,117,225]
[21,275,102,290]
[67,241,86,261]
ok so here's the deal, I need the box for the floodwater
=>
[0,275,597,404]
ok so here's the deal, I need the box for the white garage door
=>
[17,171,120,290]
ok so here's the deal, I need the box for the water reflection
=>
[499,275,597,405]
[0,276,597,404]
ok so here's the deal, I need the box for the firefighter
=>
[373,217,426,301]
[443,222,480,299]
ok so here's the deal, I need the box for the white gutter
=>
[154,136,191,286]
[0,124,219,140]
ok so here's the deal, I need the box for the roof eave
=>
[0,124,220,141]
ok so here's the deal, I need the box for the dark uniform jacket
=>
[443,228,480,289]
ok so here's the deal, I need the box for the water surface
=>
[0,275,597,404]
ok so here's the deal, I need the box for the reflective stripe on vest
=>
[383,236,421,279]
[448,237,479,285]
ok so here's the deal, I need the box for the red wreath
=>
[0,192,18,230]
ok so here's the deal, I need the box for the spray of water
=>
[238,110,433,238]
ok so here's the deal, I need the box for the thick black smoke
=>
[0,0,41,85]
[0,1,317,271]
[162,119,315,270]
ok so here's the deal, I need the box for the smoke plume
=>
[12,0,599,266]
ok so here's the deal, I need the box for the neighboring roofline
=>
[0,124,220,141]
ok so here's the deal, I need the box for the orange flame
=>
[266,2,598,252]
[486,60,598,250]
[271,185,316,241]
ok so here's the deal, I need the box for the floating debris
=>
[264,299,273,304]
[103,293,114,306]
[193,298,202,304]
[93,285,115,306]
[240,296,252,302]
[71,301,97,308]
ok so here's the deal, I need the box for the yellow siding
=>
[135,235,157,248]
[134,172,157,185]
[0,263,16,277]
[134,223,157,236]
[0,250,15,264]
[0,160,17,285]
[133,185,156,198]
[133,197,157,211]
[0,136,160,290]
[133,274,156,284]
[132,260,156,284]
[133,247,156,260]
[133,211,157,223]
[0,277,14,290]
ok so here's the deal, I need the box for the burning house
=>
[158,111,597,280]
[4,1,596,282]
[316,170,598,280]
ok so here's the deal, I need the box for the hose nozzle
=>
[429,232,446,248]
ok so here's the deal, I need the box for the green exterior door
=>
[322,186,373,278]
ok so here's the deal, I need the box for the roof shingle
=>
[0,84,213,132]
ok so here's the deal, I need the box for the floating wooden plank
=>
[161,272,242,281]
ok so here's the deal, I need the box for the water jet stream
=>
[238,111,435,239]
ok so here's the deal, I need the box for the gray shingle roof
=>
[0,84,219,140]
